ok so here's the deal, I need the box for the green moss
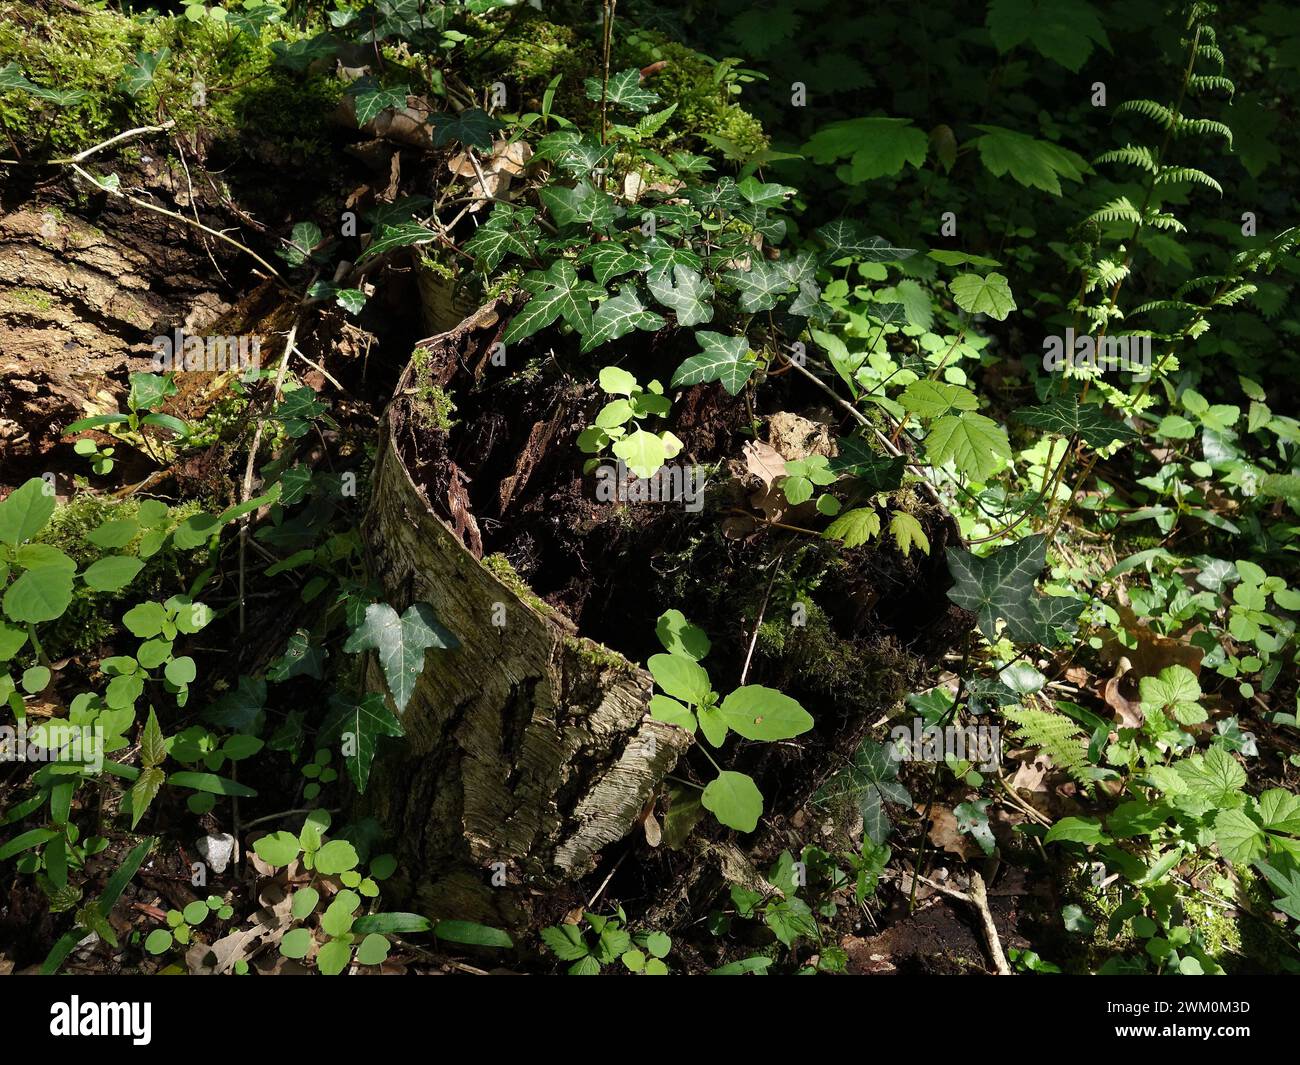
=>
[482,552,555,618]
[5,287,53,311]
[33,493,201,659]
[408,348,458,432]
[564,634,633,675]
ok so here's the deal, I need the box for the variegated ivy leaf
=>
[356,220,438,264]
[534,130,615,176]
[645,242,703,282]
[737,176,796,209]
[342,602,459,714]
[670,331,753,395]
[579,289,665,353]
[351,81,410,126]
[318,691,403,793]
[1015,396,1137,450]
[463,205,539,271]
[117,48,169,96]
[503,260,605,344]
[684,177,745,214]
[578,242,649,286]
[815,219,916,262]
[540,179,616,230]
[946,534,1085,647]
[647,265,714,327]
[584,67,661,113]
[725,259,795,313]
[0,62,87,105]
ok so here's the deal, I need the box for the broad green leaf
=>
[949,271,1016,320]
[129,767,165,828]
[970,124,1090,193]
[647,653,711,705]
[718,685,813,741]
[649,695,696,733]
[343,602,459,714]
[540,180,616,230]
[254,831,301,868]
[724,259,794,313]
[702,771,764,832]
[1044,816,1110,845]
[351,81,409,125]
[315,840,360,875]
[612,429,667,479]
[168,772,257,797]
[823,507,881,548]
[279,927,313,959]
[0,478,55,546]
[925,412,1011,481]
[430,107,502,149]
[900,381,978,419]
[814,740,910,843]
[117,47,168,95]
[82,555,143,592]
[3,566,74,623]
[804,117,929,182]
[579,242,648,287]
[1214,808,1265,864]
[654,609,711,661]
[986,0,1109,72]
[889,511,930,556]
[357,220,440,264]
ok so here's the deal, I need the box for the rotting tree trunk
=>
[357,296,970,934]
[357,302,692,928]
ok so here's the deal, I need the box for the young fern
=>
[1002,706,1091,787]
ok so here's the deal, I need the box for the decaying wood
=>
[358,305,691,927]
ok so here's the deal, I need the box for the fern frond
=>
[1196,43,1225,72]
[1176,274,1227,297]
[1174,117,1233,146]
[1094,144,1158,172]
[1155,166,1223,194]
[1212,283,1257,307]
[1144,209,1187,233]
[1116,99,1176,129]
[1189,74,1233,96]
[1089,196,1142,226]
[1003,706,1091,786]
[1131,299,1203,316]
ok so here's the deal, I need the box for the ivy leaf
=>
[117,48,168,96]
[578,242,648,287]
[430,107,502,150]
[0,62,87,105]
[540,180,616,230]
[535,131,614,176]
[670,331,752,395]
[319,692,404,793]
[815,740,911,844]
[724,259,794,313]
[736,176,795,209]
[815,220,915,263]
[586,68,661,113]
[351,82,410,126]
[702,771,764,832]
[647,265,714,327]
[1015,397,1137,449]
[804,117,929,182]
[279,222,324,268]
[357,220,440,264]
[925,412,1012,481]
[343,603,459,714]
[503,260,605,344]
[267,628,326,682]
[889,511,930,557]
[945,534,1085,646]
[949,271,1016,320]
[823,507,882,548]
[718,685,813,741]
[580,289,665,353]
[955,799,996,856]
